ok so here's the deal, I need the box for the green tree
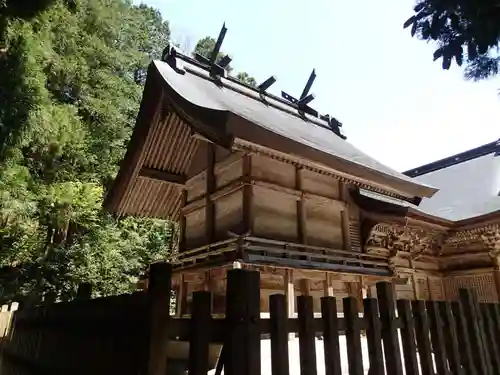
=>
[193,36,234,72]
[193,36,257,85]
[0,0,174,303]
[404,0,500,80]
[236,72,257,87]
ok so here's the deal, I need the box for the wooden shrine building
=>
[104,40,500,316]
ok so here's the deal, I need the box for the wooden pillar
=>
[324,273,333,297]
[176,275,185,317]
[242,153,253,234]
[285,269,295,340]
[427,276,434,301]
[205,144,216,243]
[296,167,306,244]
[147,262,172,375]
[299,279,311,296]
[339,183,352,251]
[179,190,187,252]
[412,275,419,300]
[491,255,500,301]
[493,270,500,302]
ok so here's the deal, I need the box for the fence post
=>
[297,295,317,375]
[76,283,92,300]
[146,262,172,375]
[321,297,342,375]
[344,297,363,375]
[363,298,384,375]
[188,291,212,375]
[269,294,289,375]
[224,269,260,375]
[459,288,490,375]
[397,299,419,375]
[376,282,403,375]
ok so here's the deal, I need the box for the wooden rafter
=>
[138,168,186,186]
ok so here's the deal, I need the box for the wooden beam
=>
[139,167,186,186]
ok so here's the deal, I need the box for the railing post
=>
[224,269,260,375]
[147,262,172,375]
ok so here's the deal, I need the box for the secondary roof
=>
[104,47,437,218]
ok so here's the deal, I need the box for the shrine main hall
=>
[104,42,500,314]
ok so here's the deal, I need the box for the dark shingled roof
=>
[403,140,500,221]
[104,48,439,218]
[153,51,436,199]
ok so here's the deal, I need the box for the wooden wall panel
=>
[395,283,415,300]
[415,275,430,300]
[444,273,498,302]
[251,154,296,188]
[186,172,206,202]
[214,189,243,239]
[252,186,298,242]
[428,277,445,300]
[301,169,340,199]
[304,197,343,248]
[215,157,243,189]
[185,206,206,249]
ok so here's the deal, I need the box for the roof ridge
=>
[161,42,347,140]
[404,139,500,177]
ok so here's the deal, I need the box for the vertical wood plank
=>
[489,303,500,359]
[363,298,384,375]
[225,269,261,375]
[396,299,418,375]
[451,301,477,375]
[439,302,463,375]
[426,301,449,375]
[459,289,489,375]
[270,294,290,375]
[321,297,341,375]
[480,304,500,371]
[376,282,403,375]
[343,297,363,375]
[473,299,493,375]
[147,262,172,375]
[411,300,434,375]
[188,291,212,375]
[297,295,317,375]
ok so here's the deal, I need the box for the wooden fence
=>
[0,264,499,375]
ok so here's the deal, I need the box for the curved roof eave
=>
[152,60,437,200]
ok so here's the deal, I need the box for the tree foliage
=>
[0,0,174,303]
[404,0,500,80]
[193,36,257,86]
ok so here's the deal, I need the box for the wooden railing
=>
[1,264,499,375]
[171,236,391,275]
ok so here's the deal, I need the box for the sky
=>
[136,0,500,172]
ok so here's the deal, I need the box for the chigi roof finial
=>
[281,69,318,117]
[194,23,232,79]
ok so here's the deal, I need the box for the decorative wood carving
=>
[365,223,444,260]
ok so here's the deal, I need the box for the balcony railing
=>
[169,236,391,275]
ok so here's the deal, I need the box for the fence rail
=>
[0,265,499,375]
